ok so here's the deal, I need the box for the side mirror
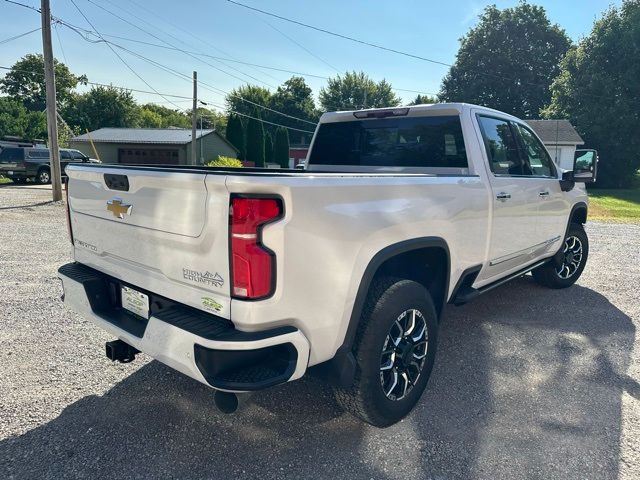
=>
[572,149,598,183]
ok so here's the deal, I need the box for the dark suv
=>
[0,147,95,184]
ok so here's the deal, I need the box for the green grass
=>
[589,188,640,223]
[0,175,11,184]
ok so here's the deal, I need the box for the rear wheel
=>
[36,168,51,185]
[532,223,589,289]
[334,276,438,427]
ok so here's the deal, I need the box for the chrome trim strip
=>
[490,235,561,266]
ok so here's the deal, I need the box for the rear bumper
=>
[58,262,310,392]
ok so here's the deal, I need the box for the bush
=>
[207,156,243,168]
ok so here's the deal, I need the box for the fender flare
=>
[312,237,450,387]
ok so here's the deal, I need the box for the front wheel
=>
[334,276,439,427]
[532,223,589,289]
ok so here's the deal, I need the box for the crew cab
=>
[58,103,597,426]
[0,147,98,184]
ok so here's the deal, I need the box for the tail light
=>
[230,196,283,299]
[65,178,74,245]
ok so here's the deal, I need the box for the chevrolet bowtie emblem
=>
[107,198,132,219]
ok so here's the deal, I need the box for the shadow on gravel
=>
[0,200,56,210]
[0,278,635,479]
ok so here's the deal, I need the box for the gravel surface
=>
[1,184,638,479]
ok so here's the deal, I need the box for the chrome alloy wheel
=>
[556,235,583,279]
[379,308,428,401]
[38,170,50,184]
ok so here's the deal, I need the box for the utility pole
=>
[41,0,62,201]
[191,71,197,166]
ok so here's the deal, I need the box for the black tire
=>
[36,168,51,185]
[532,223,589,289]
[334,276,439,427]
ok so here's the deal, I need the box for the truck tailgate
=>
[66,165,232,319]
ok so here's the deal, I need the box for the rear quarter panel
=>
[226,174,490,365]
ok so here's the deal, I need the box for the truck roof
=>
[319,102,519,124]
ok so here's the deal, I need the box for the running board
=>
[452,259,549,306]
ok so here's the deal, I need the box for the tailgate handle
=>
[104,174,129,192]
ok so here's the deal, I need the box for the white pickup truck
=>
[58,103,597,427]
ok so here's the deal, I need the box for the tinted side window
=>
[60,151,72,160]
[308,115,468,169]
[513,124,556,177]
[0,148,24,162]
[27,149,49,159]
[71,151,86,160]
[477,116,524,175]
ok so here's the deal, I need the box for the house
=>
[69,128,238,165]
[289,144,310,167]
[524,120,584,171]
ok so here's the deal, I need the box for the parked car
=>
[58,103,597,426]
[0,147,98,184]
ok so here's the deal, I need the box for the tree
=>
[543,0,640,187]
[245,117,265,167]
[274,127,290,169]
[319,71,401,112]
[63,86,140,131]
[439,2,571,118]
[225,85,271,119]
[139,103,189,128]
[0,54,87,111]
[408,94,437,105]
[270,76,318,143]
[265,132,274,165]
[0,97,47,140]
[225,114,245,160]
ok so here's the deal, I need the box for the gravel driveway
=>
[1,184,638,479]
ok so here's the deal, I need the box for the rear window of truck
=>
[0,148,24,162]
[308,115,468,170]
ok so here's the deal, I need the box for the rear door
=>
[67,165,233,318]
[476,115,548,280]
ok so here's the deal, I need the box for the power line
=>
[226,0,452,68]
[63,4,316,127]
[262,20,340,73]
[68,0,185,110]
[86,0,278,89]
[224,0,568,92]
[0,65,316,133]
[126,0,284,85]
[0,26,41,45]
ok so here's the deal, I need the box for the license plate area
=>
[121,285,149,319]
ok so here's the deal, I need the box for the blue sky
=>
[0,0,621,112]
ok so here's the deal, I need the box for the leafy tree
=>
[225,85,271,119]
[270,76,318,142]
[319,71,401,111]
[245,117,265,167]
[439,2,571,117]
[0,54,87,111]
[0,97,47,140]
[265,132,274,165]
[408,94,437,105]
[139,103,189,128]
[226,114,245,160]
[138,107,163,128]
[63,86,140,131]
[543,0,640,187]
[274,127,290,169]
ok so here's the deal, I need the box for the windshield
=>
[308,115,468,170]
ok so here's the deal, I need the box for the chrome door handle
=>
[496,192,511,201]
[538,191,550,197]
